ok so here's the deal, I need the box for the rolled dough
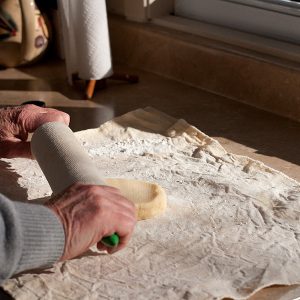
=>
[105,178,167,220]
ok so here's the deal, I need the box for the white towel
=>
[58,0,113,84]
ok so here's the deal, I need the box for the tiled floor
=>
[0,57,300,299]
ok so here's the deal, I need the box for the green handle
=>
[101,233,119,247]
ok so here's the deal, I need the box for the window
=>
[174,0,300,43]
[107,0,300,62]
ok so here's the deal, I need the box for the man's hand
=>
[0,105,70,158]
[46,183,137,260]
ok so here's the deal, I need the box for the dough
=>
[105,178,167,220]
[4,107,300,300]
[31,122,167,221]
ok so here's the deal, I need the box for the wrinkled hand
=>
[46,183,137,260]
[0,105,70,158]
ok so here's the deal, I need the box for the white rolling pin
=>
[31,122,119,247]
[31,122,105,195]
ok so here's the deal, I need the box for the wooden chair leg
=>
[85,80,96,100]
[82,73,138,100]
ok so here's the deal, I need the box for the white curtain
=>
[58,0,113,84]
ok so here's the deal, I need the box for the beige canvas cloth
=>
[1,107,300,299]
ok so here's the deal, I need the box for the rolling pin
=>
[31,122,119,248]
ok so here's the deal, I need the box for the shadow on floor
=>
[0,288,13,300]
[0,160,28,201]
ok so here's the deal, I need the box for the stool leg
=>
[82,74,138,100]
[85,80,96,100]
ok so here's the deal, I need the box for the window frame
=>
[174,0,300,43]
[106,0,300,64]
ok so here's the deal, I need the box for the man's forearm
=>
[0,194,65,283]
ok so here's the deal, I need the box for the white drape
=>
[57,0,113,84]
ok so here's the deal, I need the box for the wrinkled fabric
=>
[2,107,300,300]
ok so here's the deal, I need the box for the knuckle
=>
[125,215,137,228]
[53,110,70,124]
[57,113,67,122]
[63,112,70,123]
[23,104,37,111]
[103,186,119,194]
[51,112,65,123]
[93,198,107,215]
[70,182,85,190]
[19,105,39,119]
[91,202,102,215]
[87,185,101,195]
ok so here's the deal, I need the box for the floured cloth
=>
[1,107,300,300]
